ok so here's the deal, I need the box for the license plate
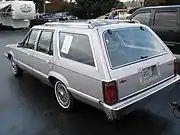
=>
[142,67,153,79]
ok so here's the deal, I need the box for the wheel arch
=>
[7,50,15,60]
[48,71,70,87]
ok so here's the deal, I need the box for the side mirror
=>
[17,42,23,47]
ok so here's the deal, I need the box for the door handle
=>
[25,53,31,56]
[45,60,51,63]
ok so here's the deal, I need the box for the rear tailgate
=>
[109,53,175,100]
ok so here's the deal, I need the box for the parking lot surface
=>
[0,29,180,135]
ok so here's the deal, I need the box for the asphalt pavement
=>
[0,29,180,135]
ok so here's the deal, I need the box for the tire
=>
[10,57,23,77]
[54,81,75,110]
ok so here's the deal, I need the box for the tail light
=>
[174,59,178,75]
[103,81,118,105]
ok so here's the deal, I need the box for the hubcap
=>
[11,58,17,74]
[55,83,70,108]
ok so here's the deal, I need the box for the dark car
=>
[30,13,62,27]
[128,7,140,14]
[129,5,180,59]
[55,12,78,20]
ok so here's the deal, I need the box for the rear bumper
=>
[103,75,180,119]
[174,55,180,62]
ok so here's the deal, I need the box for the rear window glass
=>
[104,27,167,68]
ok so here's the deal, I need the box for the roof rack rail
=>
[88,19,140,24]
[44,19,140,28]
[44,22,93,28]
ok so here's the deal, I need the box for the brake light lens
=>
[174,59,178,75]
[103,81,118,105]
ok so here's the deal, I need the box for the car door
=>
[31,30,54,83]
[151,8,179,54]
[16,29,39,74]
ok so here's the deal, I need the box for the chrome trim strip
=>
[104,75,180,112]
[67,87,100,103]
[165,41,180,45]
[88,33,99,71]
[33,68,49,79]
[31,54,53,62]
[119,75,175,101]
[16,60,48,79]
[53,63,100,81]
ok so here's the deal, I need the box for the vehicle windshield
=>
[104,27,167,68]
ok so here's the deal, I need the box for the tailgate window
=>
[104,27,167,68]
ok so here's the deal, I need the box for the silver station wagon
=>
[4,20,180,119]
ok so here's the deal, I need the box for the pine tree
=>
[74,0,124,18]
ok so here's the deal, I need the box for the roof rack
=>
[44,19,140,29]
[89,19,140,25]
[44,22,93,28]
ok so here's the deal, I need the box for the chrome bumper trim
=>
[103,75,180,119]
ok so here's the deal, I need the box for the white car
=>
[5,20,180,119]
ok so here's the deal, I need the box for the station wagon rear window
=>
[104,27,167,68]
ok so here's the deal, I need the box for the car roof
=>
[138,5,180,10]
[32,19,141,30]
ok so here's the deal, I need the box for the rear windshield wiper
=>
[141,56,148,59]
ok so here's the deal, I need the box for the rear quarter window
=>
[59,32,95,67]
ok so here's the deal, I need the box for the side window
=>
[132,12,150,25]
[25,30,39,49]
[37,31,53,55]
[49,37,53,55]
[59,32,95,67]
[154,10,177,27]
